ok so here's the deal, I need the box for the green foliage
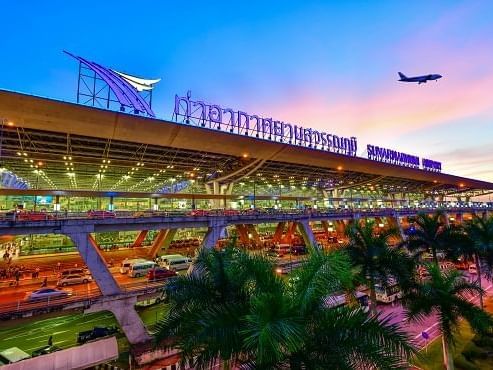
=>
[453,354,478,370]
[155,243,416,369]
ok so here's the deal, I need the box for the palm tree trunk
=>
[369,277,378,315]
[474,253,484,310]
[432,247,439,266]
[441,335,454,370]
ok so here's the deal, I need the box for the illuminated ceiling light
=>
[337,166,343,171]
[63,156,67,160]
[68,156,72,160]
[23,152,27,156]
[242,153,248,158]
[24,159,28,163]
[6,121,14,127]
[16,152,21,156]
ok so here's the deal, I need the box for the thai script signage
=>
[173,92,358,157]
[367,144,441,172]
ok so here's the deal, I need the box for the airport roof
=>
[0,90,492,198]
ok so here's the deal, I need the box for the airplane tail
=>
[398,72,407,80]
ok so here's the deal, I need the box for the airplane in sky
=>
[398,72,443,84]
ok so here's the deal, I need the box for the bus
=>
[128,260,158,278]
[375,280,402,303]
[324,291,369,312]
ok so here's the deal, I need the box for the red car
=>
[147,267,177,281]
[17,211,54,221]
[87,210,116,219]
[187,210,209,217]
[222,209,240,216]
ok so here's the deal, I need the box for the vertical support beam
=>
[272,222,286,243]
[297,220,319,250]
[387,215,405,240]
[282,222,297,244]
[85,297,151,345]
[66,232,121,296]
[321,220,330,238]
[148,229,177,258]
[132,230,149,248]
[246,224,261,244]
[201,225,226,250]
[235,224,250,245]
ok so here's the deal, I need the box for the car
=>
[454,259,469,270]
[25,288,72,301]
[77,326,119,344]
[16,211,54,221]
[31,345,61,357]
[87,210,116,219]
[468,264,478,275]
[187,209,209,216]
[147,267,177,281]
[57,274,92,286]
[58,268,89,278]
[291,245,307,255]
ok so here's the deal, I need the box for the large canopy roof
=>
[0,90,492,198]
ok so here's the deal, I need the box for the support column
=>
[132,230,149,248]
[272,222,286,243]
[85,296,151,345]
[321,220,330,238]
[201,225,226,250]
[297,220,319,250]
[282,222,297,244]
[235,224,250,245]
[148,229,177,258]
[387,215,405,240]
[66,232,121,296]
[246,224,261,244]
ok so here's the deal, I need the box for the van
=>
[163,256,192,271]
[59,268,88,278]
[157,254,185,267]
[268,244,291,257]
[128,260,157,278]
[120,258,147,274]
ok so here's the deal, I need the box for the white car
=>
[25,288,72,301]
[57,274,92,286]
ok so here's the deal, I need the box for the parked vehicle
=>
[290,245,307,255]
[57,274,92,286]
[468,263,478,275]
[31,345,61,357]
[439,261,455,271]
[16,211,53,221]
[87,210,116,219]
[77,326,119,344]
[156,254,185,267]
[454,259,469,270]
[0,347,31,364]
[375,279,402,303]
[162,256,192,271]
[324,291,369,312]
[120,258,147,274]
[25,288,71,301]
[128,260,157,278]
[268,244,291,257]
[187,210,209,216]
[58,268,88,278]
[147,267,177,281]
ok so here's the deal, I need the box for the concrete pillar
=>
[282,222,297,244]
[321,220,330,238]
[85,296,151,345]
[66,232,121,296]
[235,224,250,245]
[132,230,149,248]
[272,222,286,243]
[246,224,261,244]
[201,225,226,249]
[297,220,319,250]
[148,229,177,258]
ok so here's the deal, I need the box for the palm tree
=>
[404,211,460,265]
[345,220,415,314]
[155,243,416,369]
[404,263,493,370]
[462,214,493,309]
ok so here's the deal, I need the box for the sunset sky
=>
[1,1,492,182]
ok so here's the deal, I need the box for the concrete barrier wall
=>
[1,336,118,370]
